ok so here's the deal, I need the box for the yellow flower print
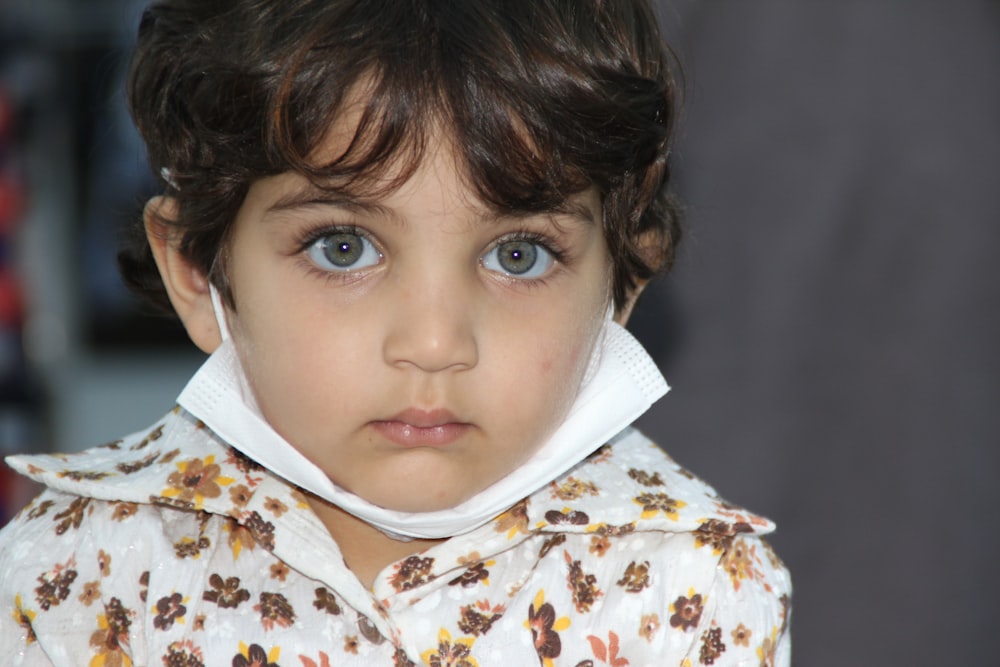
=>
[633,492,686,520]
[163,455,235,507]
[721,538,764,592]
[420,628,478,667]
[12,595,37,645]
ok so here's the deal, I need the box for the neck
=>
[305,494,445,589]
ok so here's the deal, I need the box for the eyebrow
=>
[267,182,597,228]
[266,184,398,219]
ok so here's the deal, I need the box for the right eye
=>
[306,231,382,272]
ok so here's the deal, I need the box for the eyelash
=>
[292,224,570,283]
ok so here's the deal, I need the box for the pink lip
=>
[371,408,472,447]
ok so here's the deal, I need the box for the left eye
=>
[306,231,382,272]
[482,239,554,279]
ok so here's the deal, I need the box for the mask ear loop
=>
[209,284,232,342]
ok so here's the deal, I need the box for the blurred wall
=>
[634,1,1000,664]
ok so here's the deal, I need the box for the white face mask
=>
[177,286,668,540]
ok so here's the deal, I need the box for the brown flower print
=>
[162,640,206,667]
[639,613,661,642]
[565,551,602,613]
[232,643,280,667]
[115,452,159,475]
[527,592,566,663]
[131,423,164,450]
[627,468,665,487]
[544,508,590,526]
[35,558,78,610]
[256,591,296,630]
[616,560,650,593]
[694,519,752,555]
[669,592,704,631]
[494,499,530,538]
[89,597,134,666]
[203,574,250,609]
[26,499,54,520]
[393,647,417,667]
[698,626,726,665]
[420,629,477,667]
[110,502,138,522]
[390,555,435,592]
[448,562,490,588]
[539,534,568,559]
[550,477,600,501]
[153,592,187,630]
[457,600,505,637]
[313,587,341,615]
[269,562,290,581]
[721,538,761,591]
[633,492,685,520]
[344,635,359,654]
[53,497,92,535]
[244,512,277,551]
[165,457,226,503]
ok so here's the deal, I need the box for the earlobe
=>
[144,196,223,353]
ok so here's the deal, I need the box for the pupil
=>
[324,233,363,267]
[499,241,537,274]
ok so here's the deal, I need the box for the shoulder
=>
[522,426,777,538]
[495,427,792,665]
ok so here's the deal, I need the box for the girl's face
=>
[223,136,612,512]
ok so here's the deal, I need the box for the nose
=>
[382,275,479,373]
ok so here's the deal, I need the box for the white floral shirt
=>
[0,407,790,666]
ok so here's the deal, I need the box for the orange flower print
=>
[229,484,252,508]
[270,562,290,582]
[589,535,611,558]
[587,631,630,666]
[300,651,333,667]
[526,590,570,667]
[721,538,762,592]
[732,623,751,647]
[263,496,288,517]
[639,613,661,642]
[11,595,37,645]
[98,549,112,577]
[633,492,686,521]
[78,581,101,606]
[419,628,478,667]
[164,455,234,506]
[669,590,704,632]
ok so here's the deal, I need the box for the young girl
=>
[0,1,790,665]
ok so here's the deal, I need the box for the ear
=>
[614,279,648,325]
[144,196,223,354]
[614,228,666,325]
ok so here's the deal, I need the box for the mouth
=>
[371,408,472,448]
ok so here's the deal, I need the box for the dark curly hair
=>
[120,0,682,313]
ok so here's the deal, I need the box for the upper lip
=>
[383,407,465,428]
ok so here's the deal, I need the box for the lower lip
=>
[371,421,472,448]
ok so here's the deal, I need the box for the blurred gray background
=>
[2,1,999,665]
